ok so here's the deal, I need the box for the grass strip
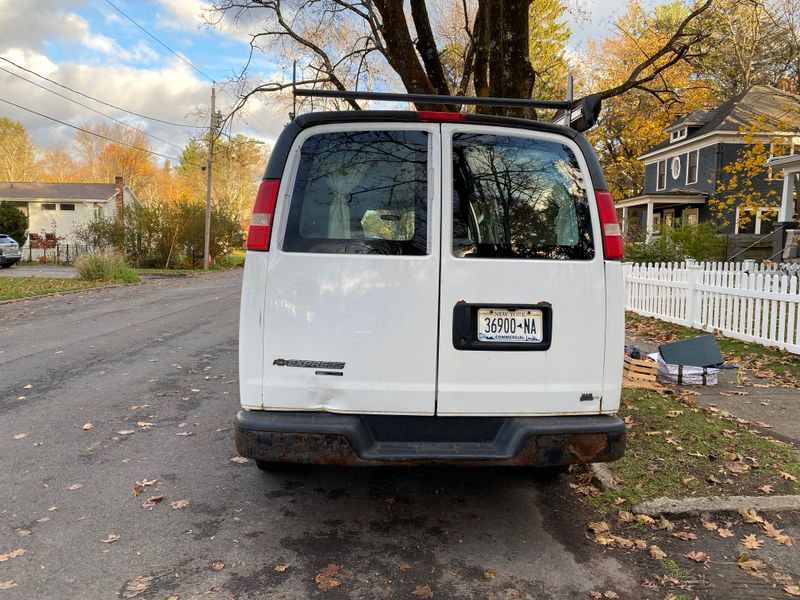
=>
[593,388,800,511]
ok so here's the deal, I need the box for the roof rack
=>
[291,74,602,133]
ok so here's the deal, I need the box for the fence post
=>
[685,260,702,328]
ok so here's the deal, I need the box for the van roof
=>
[262,110,608,191]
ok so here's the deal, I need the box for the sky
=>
[0,0,635,165]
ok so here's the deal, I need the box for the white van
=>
[237,94,626,469]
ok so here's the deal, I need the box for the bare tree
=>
[208,0,714,118]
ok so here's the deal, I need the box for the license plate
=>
[477,308,543,343]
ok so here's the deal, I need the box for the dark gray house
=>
[618,86,800,241]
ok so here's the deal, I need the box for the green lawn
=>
[593,388,800,511]
[0,278,121,302]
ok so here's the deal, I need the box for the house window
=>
[686,150,699,184]
[651,212,662,234]
[663,209,675,229]
[656,160,667,190]
[41,203,56,211]
[735,206,781,234]
[60,203,75,211]
[670,128,688,143]
[670,157,681,179]
[683,208,699,226]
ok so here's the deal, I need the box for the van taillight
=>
[247,179,280,251]
[595,190,623,260]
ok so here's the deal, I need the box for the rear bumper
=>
[235,410,626,466]
[0,255,21,266]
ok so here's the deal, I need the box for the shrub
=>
[75,251,140,283]
[0,201,28,244]
[624,223,726,263]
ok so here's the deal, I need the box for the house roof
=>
[643,85,800,156]
[0,182,119,201]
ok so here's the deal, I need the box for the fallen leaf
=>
[658,517,675,531]
[141,495,165,509]
[590,593,602,600]
[13,433,27,440]
[759,485,774,494]
[117,430,135,436]
[763,521,795,546]
[784,585,800,597]
[742,534,764,549]
[166,596,179,600]
[0,582,17,590]
[724,461,750,475]
[274,564,288,573]
[666,410,683,417]
[23,384,32,389]
[211,561,225,571]
[82,423,94,431]
[136,422,154,428]
[718,528,735,538]
[780,471,798,482]
[67,483,83,491]
[603,593,619,599]
[411,584,433,598]
[397,562,412,571]
[739,507,764,524]
[504,589,519,598]
[649,545,667,560]
[672,531,698,541]
[0,549,25,562]
[133,479,157,497]
[483,570,496,580]
[617,510,635,524]
[121,575,152,598]
[702,521,718,531]
[636,515,656,525]
[101,533,121,544]
[170,499,189,510]
[315,564,341,591]
[612,497,625,506]
[684,551,710,566]
[737,554,767,572]
[588,521,611,534]
[230,456,249,464]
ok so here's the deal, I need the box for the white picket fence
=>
[623,260,800,355]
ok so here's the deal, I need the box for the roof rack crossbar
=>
[293,88,571,111]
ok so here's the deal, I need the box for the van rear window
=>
[283,130,429,255]
[452,133,595,260]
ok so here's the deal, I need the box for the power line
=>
[0,56,205,130]
[0,65,188,153]
[102,0,218,83]
[99,0,279,137]
[0,96,203,166]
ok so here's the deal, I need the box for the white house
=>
[0,176,141,245]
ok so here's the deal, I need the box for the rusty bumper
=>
[235,411,626,467]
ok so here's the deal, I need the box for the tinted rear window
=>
[452,133,594,260]
[283,130,429,255]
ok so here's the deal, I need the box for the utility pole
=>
[203,84,216,270]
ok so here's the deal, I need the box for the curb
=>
[632,495,800,517]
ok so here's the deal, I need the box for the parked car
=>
[236,95,626,470]
[0,234,22,268]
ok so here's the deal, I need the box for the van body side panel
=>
[436,124,606,416]
[260,123,441,415]
[239,251,270,410]
[601,261,624,413]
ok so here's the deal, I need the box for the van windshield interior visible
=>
[452,133,595,260]
[284,130,428,255]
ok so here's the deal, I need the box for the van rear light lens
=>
[595,190,623,260]
[416,111,466,121]
[247,179,280,251]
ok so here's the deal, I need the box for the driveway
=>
[0,264,78,279]
[0,271,644,599]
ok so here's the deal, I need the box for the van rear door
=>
[261,123,440,415]
[436,124,606,416]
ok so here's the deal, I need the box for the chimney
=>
[114,176,124,222]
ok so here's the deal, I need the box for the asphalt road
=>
[0,272,643,599]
